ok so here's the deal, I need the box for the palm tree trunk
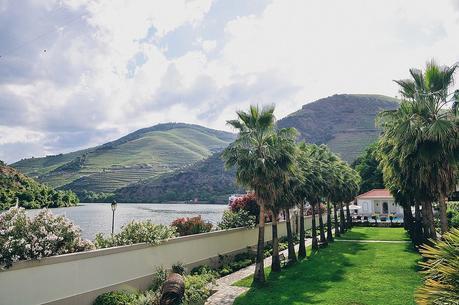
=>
[345,201,352,229]
[311,203,319,251]
[333,203,340,237]
[339,202,346,232]
[285,208,297,263]
[253,202,265,283]
[414,201,423,245]
[326,202,333,242]
[318,204,327,246]
[271,213,281,272]
[402,204,414,235]
[298,203,306,259]
[421,201,437,241]
[425,201,437,240]
[438,196,448,234]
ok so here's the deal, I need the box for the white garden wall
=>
[0,215,317,305]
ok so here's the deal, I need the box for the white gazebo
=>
[355,189,403,217]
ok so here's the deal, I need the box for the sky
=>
[1,0,459,164]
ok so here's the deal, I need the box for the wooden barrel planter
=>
[160,273,185,305]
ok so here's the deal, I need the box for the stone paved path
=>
[205,238,313,305]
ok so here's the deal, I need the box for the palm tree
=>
[223,105,296,283]
[295,143,314,259]
[267,128,298,272]
[281,153,307,262]
[379,60,458,235]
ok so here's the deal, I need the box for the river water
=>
[25,203,228,240]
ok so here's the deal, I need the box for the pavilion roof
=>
[356,189,393,199]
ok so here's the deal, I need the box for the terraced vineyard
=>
[278,94,398,162]
[12,123,235,193]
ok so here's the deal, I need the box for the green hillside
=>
[115,94,399,203]
[0,161,78,210]
[12,123,235,194]
[277,94,399,162]
[115,153,242,203]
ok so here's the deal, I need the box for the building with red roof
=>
[355,189,403,217]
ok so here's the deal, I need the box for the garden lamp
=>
[111,200,117,236]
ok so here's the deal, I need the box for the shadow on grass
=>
[234,242,367,305]
[403,242,423,272]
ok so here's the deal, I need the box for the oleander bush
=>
[219,209,256,229]
[229,193,259,220]
[94,220,176,248]
[416,228,459,305]
[0,207,94,269]
[171,216,212,236]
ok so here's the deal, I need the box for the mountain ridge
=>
[12,123,236,193]
[12,94,399,202]
[114,94,399,202]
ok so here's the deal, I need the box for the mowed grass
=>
[234,228,421,305]
[336,227,410,241]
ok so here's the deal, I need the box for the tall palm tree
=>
[380,60,458,235]
[267,128,298,272]
[222,106,293,283]
[296,143,314,259]
[281,151,307,262]
[223,105,279,283]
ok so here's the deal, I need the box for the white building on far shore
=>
[355,189,403,217]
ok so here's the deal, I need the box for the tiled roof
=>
[356,189,393,199]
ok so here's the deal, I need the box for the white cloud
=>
[202,39,217,52]
[1,0,459,163]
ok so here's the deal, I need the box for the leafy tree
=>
[0,163,79,209]
[351,142,385,193]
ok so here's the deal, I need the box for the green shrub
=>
[93,290,138,305]
[150,267,168,292]
[182,271,215,305]
[94,220,176,248]
[447,202,459,228]
[416,228,459,305]
[172,262,186,275]
[219,209,256,229]
[133,290,160,305]
[190,265,214,275]
[171,216,212,236]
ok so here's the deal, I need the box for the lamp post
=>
[111,200,117,236]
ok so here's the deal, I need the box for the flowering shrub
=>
[219,210,256,229]
[171,216,212,236]
[0,207,94,269]
[229,193,259,220]
[94,220,176,248]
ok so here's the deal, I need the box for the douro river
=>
[26,203,228,240]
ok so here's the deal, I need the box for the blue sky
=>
[1,0,459,163]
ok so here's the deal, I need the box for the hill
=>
[12,123,236,194]
[115,94,399,202]
[0,161,78,209]
[277,94,399,162]
[115,153,243,203]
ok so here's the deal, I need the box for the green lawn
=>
[335,227,410,241]
[234,228,421,305]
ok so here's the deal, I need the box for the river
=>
[25,203,228,240]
